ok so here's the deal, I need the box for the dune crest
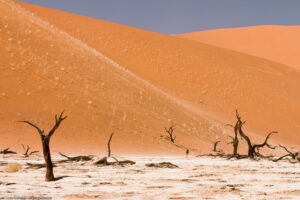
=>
[177,25,300,71]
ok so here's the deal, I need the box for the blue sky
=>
[19,0,300,34]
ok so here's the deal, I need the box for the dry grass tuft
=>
[4,162,22,173]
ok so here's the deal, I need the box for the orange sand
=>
[0,0,299,155]
[177,25,300,71]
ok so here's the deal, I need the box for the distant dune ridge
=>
[177,25,300,71]
[0,0,299,155]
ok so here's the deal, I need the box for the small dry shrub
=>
[4,162,22,173]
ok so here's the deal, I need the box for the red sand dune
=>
[0,0,300,155]
[177,25,300,71]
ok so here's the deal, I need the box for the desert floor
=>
[1,154,300,200]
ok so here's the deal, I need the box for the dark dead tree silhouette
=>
[19,111,67,181]
[21,144,39,157]
[230,110,277,159]
[107,132,114,157]
[164,125,176,143]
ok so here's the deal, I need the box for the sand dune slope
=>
[1,0,231,155]
[18,2,300,149]
[177,25,300,71]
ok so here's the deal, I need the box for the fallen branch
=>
[0,161,8,166]
[58,152,93,162]
[26,162,57,169]
[0,148,16,154]
[145,162,179,169]
[196,152,247,160]
[94,156,135,167]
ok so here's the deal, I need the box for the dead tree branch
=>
[273,145,299,162]
[238,125,277,158]
[252,131,277,151]
[22,144,39,157]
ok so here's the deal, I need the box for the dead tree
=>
[213,141,220,152]
[22,144,39,157]
[225,110,244,157]
[19,111,67,181]
[273,145,299,162]
[164,125,176,143]
[94,132,136,167]
[0,147,16,154]
[107,133,114,157]
[231,110,277,159]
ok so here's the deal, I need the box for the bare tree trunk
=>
[238,127,254,158]
[226,110,243,157]
[42,137,54,181]
[232,126,239,157]
[233,138,239,156]
[213,141,220,152]
[107,133,114,157]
